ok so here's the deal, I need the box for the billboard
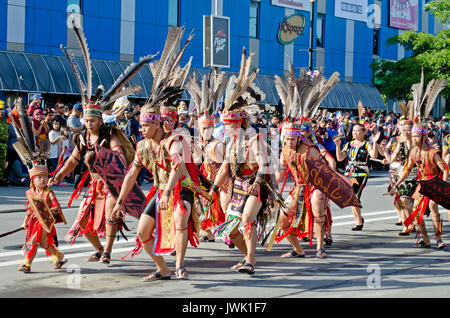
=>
[271,0,311,12]
[389,0,419,31]
[335,0,368,22]
[203,15,230,68]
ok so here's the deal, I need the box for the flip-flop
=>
[238,262,255,275]
[18,263,31,273]
[141,271,171,282]
[231,259,246,270]
[316,248,327,259]
[176,266,189,280]
[86,251,102,262]
[99,252,111,264]
[415,240,431,248]
[281,249,306,258]
[437,240,446,250]
[53,259,68,269]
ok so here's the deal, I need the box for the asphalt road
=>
[0,171,449,300]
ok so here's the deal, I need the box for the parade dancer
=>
[186,70,229,242]
[272,66,341,258]
[49,17,149,264]
[112,26,210,281]
[391,122,448,248]
[383,105,417,235]
[334,123,380,230]
[210,48,274,275]
[390,73,448,248]
[7,98,67,273]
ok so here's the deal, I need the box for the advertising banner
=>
[389,0,419,31]
[271,0,311,12]
[335,0,368,22]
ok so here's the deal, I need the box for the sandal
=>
[238,262,255,275]
[99,252,111,264]
[281,249,306,258]
[231,259,246,270]
[141,271,171,282]
[86,249,103,262]
[18,263,31,273]
[316,248,327,259]
[175,266,189,280]
[53,258,68,270]
[200,235,215,242]
[415,240,431,248]
[437,240,446,250]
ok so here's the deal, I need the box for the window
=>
[316,13,325,47]
[168,0,180,27]
[373,28,380,55]
[249,1,260,39]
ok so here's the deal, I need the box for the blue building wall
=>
[0,0,443,85]
[0,0,7,51]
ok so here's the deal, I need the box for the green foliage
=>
[425,0,450,25]
[372,29,449,101]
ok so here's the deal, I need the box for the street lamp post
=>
[309,0,315,72]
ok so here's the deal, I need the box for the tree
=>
[371,1,449,111]
[425,0,450,25]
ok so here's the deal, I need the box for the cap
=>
[73,103,83,112]
[32,94,43,100]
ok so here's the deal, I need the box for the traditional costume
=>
[7,98,67,272]
[385,102,417,233]
[211,48,272,251]
[395,72,448,248]
[185,70,229,239]
[124,26,210,260]
[54,17,150,262]
[270,65,356,257]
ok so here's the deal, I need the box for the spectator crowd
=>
[0,94,449,187]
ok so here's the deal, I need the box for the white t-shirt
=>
[61,138,70,160]
[48,130,61,159]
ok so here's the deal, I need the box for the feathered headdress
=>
[185,69,228,126]
[411,69,447,122]
[221,47,266,123]
[398,100,414,122]
[140,26,194,123]
[7,98,50,181]
[62,15,153,117]
[274,61,340,134]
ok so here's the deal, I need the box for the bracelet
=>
[162,190,170,197]
[117,199,125,206]
[212,184,220,193]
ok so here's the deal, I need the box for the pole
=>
[309,0,315,72]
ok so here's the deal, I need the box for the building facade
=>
[0,0,447,112]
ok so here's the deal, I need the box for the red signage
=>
[389,0,419,31]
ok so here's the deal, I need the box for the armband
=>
[212,184,220,193]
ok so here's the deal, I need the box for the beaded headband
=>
[222,110,247,123]
[411,127,428,135]
[140,112,163,123]
[83,104,103,118]
[29,165,48,180]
